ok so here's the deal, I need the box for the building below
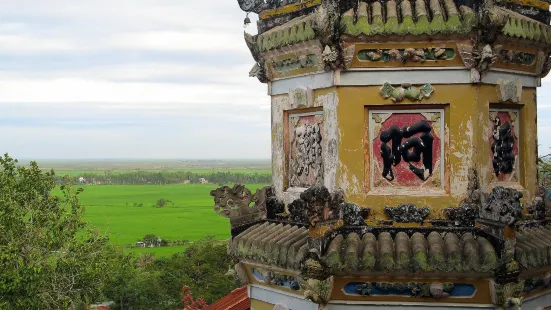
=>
[206,286,250,310]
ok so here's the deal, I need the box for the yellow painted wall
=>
[333,84,537,219]
[250,298,275,310]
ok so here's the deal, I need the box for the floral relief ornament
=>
[380,82,434,102]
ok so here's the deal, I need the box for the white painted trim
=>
[519,290,551,309]
[270,72,333,96]
[482,71,538,88]
[269,70,539,95]
[341,70,471,86]
[368,109,445,193]
[345,66,467,72]
[249,284,319,310]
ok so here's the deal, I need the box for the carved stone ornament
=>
[343,45,355,68]
[249,63,268,83]
[300,186,333,227]
[527,186,549,220]
[491,280,525,307]
[523,275,548,293]
[244,32,268,83]
[238,0,310,14]
[457,44,480,83]
[458,43,503,83]
[237,0,265,13]
[298,275,333,305]
[358,47,454,63]
[473,44,502,75]
[300,251,330,280]
[228,262,249,285]
[287,198,308,224]
[211,184,276,226]
[384,204,430,223]
[379,82,434,102]
[289,87,313,108]
[313,3,344,71]
[536,51,547,76]
[289,113,324,188]
[541,54,551,78]
[444,203,479,227]
[477,186,524,226]
[340,202,369,226]
[496,79,522,103]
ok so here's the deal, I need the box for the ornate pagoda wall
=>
[271,79,539,218]
[216,0,551,309]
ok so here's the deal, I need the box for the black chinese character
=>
[491,117,515,176]
[380,120,434,181]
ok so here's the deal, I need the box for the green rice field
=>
[54,183,267,256]
[52,169,271,177]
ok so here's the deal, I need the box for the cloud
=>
[0,0,550,161]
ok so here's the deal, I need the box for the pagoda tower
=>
[212,0,551,308]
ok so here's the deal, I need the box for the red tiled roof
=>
[205,286,250,310]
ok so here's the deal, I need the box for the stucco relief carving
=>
[289,112,324,188]
[489,110,519,183]
[478,186,524,226]
[370,110,444,189]
[496,79,522,103]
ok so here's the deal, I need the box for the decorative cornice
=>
[257,14,316,52]
[341,0,476,37]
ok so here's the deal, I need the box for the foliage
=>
[0,154,112,309]
[0,155,242,309]
[105,237,238,309]
[101,249,177,310]
[141,234,160,246]
[538,151,551,187]
[156,198,171,208]
[181,286,206,310]
[154,236,239,304]
[56,170,271,186]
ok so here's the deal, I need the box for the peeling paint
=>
[272,95,288,198]
[320,92,339,192]
[271,89,339,203]
[449,119,474,197]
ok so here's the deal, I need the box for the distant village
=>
[78,176,210,185]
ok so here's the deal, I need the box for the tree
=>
[155,236,239,304]
[181,286,206,310]
[141,234,160,247]
[538,151,551,187]
[0,154,112,309]
[156,198,171,208]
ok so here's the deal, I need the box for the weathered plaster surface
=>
[272,94,289,198]
[271,87,339,202]
[319,92,339,192]
[449,119,473,197]
[336,83,482,217]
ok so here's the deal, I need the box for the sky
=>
[0,1,550,159]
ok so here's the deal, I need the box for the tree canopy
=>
[0,154,112,308]
[0,154,239,309]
